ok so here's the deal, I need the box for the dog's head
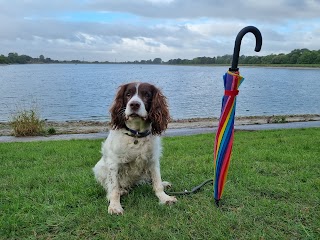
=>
[110,82,169,135]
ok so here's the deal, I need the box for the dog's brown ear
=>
[110,84,128,129]
[148,86,170,135]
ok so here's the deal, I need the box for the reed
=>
[10,108,45,136]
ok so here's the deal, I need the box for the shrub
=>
[47,127,56,135]
[10,109,45,136]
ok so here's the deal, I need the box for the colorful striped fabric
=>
[214,71,244,205]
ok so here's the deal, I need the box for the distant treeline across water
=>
[1,48,320,65]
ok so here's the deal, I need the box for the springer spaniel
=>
[93,82,177,215]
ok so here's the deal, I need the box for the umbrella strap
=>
[165,179,213,195]
[225,90,239,96]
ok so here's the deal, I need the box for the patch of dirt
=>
[1,114,319,136]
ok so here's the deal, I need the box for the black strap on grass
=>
[165,179,213,195]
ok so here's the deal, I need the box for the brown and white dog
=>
[93,82,177,215]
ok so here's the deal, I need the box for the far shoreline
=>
[1,114,319,137]
[1,63,320,69]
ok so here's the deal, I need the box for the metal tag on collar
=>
[134,132,139,144]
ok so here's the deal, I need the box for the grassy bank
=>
[163,63,320,68]
[1,128,319,239]
[239,63,320,68]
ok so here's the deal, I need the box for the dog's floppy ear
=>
[110,84,128,129]
[148,86,170,135]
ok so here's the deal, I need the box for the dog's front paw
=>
[159,194,177,205]
[108,203,124,215]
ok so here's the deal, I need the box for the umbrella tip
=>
[214,199,220,207]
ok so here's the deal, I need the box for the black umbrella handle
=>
[229,26,262,72]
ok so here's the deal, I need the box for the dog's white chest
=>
[104,130,154,164]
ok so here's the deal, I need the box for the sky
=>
[1,0,320,62]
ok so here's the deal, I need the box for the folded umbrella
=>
[213,26,262,206]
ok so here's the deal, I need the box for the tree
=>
[45,57,52,63]
[152,58,162,64]
[288,54,299,64]
[8,52,19,63]
[260,54,274,64]
[0,54,8,64]
[39,55,45,62]
[16,55,28,64]
[297,50,316,64]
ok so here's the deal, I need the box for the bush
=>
[47,127,56,135]
[10,109,45,136]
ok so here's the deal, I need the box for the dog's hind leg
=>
[92,158,108,188]
[162,181,172,189]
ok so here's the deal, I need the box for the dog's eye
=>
[126,92,131,97]
[144,92,151,98]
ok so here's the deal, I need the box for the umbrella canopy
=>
[213,26,262,206]
[213,70,243,204]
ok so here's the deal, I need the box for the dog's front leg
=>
[150,162,177,205]
[105,162,123,215]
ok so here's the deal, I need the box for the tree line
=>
[1,48,320,65]
[0,53,110,64]
[165,49,320,65]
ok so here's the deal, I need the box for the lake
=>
[0,64,319,122]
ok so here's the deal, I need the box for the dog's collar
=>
[124,126,151,138]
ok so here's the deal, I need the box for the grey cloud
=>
[86,0,320,22]
[0,0,319,62]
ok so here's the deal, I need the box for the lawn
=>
[0,128,319,239]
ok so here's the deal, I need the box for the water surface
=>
[0,64,319,122]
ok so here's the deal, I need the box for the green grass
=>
[1,128,319,239]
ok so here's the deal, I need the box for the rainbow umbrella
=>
[214,26,262,206]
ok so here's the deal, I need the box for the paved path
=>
[0,121,319,143]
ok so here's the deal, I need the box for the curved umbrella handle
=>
[229,26,262,72]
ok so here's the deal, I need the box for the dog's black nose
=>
[130,101,140,110]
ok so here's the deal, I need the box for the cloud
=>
[0,0,319,61]
[87,0,320,22]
